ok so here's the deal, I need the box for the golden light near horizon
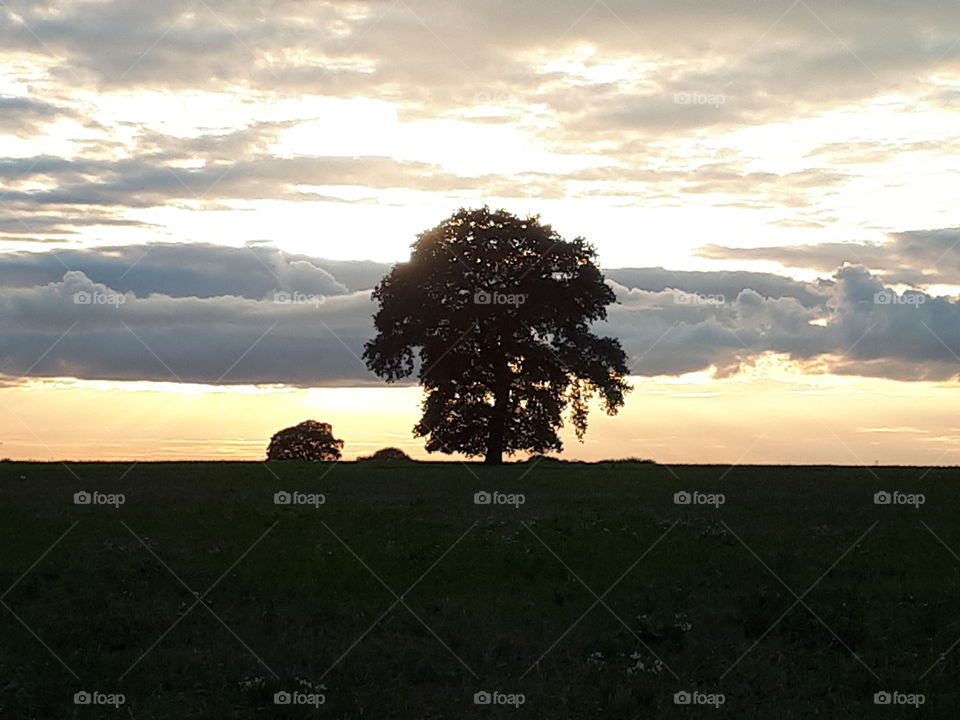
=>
[3,359,960,464]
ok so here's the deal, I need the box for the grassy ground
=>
[1,460,959,718]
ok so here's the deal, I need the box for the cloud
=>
[0,242,386,297]
[697,227,960,286]
[605,267,830,307]
[3,0,957,245]
[0,270,377,387]
[4,0,959,132]
[0,212,154,243]
[605,265,960,382]
[0,136,591,231]
[0,153,486,208]
[2,244,960,387]
[0,95,74,134]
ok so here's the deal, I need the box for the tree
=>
[266,420,343,461]
[364,207,630,464]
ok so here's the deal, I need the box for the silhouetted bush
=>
[523,455,568,464]
[597,457,657,464]
[266,420,343,461]
[357,447,414,463]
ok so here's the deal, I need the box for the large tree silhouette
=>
[364,207,630,464]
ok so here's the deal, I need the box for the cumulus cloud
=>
[0,270,377,387]
[0,242,388,297]
[607,265,960,381]
[2,244,959,387]
[605,268,830,308]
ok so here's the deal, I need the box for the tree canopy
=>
[266,420,344,461]
[364,207,630,463]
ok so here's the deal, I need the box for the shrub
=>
[597,457,657,464]
[357,447,414,463]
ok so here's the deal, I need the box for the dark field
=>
[1,461,958,718]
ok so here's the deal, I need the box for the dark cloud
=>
[0,145,572,224]
[2,244,959,387]
[0,242,381,298]
[608,265,960,382]
[0,95,74,134]
[605,268,829,308]
[1,243,830,303]
[0,212,153,238]
[698,228,960,286]
[0,270,377,387]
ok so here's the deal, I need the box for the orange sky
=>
[3,358,958,464]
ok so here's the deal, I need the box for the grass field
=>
[1,460,959,718]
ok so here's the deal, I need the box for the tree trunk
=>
[484,360,510,464]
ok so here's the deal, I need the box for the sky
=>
[1,0,960,463]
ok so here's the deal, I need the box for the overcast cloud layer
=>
[3,242,959,387]
[699,228,960,287]
[1,0,958,249]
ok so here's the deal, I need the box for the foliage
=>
[266,420,343,461]
[364,207,630,463]
[523,454,569,464]
[357,447,414,463]
[598,457,657,464]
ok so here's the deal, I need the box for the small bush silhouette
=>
[523,454,567,464]
[266,420,343,461]
[598,457,657,464]
[357,447,413,463]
